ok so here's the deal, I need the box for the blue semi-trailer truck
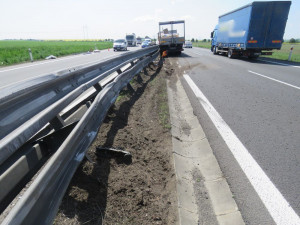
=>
[211,1,291,59]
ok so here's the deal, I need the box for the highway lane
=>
[0,46,140,89]
[176,48,300,224]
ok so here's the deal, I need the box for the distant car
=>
[113,39,128,51]
[184,41,192,48]
[141,41,150,48]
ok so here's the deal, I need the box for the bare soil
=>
[54,61,178,225]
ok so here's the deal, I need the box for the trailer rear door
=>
[247,1,291,50]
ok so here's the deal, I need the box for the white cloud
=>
[133,8,164,23]
[155,8,163,14]
[133,15,155,22]
[180,15,193,21]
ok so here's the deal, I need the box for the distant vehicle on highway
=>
[113,39,128,51]
[211,1,291,59]
[145,38,152,43]
[184,41,192,48]
[137,37,142,45]
[158,20,185,54]
[126,33,137,46]
[141,41,150,48]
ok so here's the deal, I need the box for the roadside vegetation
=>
[0,40,113,66]
[191,39,211,49]
[192,39,300,62]
[264,43,300,62]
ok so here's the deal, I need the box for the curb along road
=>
[167,72,245,225]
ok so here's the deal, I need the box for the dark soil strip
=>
[55,61,178,225]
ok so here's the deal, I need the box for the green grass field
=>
[192,41,300,63]
[0,40,113,66]
[192,41,211,49]
[264,43,300,62]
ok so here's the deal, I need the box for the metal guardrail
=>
[0,46,158,166]
[0,46,160,225]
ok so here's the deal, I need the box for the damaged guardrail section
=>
[0,46,160,225]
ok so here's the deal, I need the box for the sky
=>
[0,0,299,40]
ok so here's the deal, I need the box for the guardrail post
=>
[93,83,103,92]
[50,115,66,130]
[126,83,135,92]
[148,62,155,67]
[28,48,33,62]
[137,73,143,83]
[288,46,293,61]
[143,68,148,75]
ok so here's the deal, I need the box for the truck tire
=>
[213,46,218,55]
[228,49,233,58]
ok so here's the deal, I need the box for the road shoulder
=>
[166,60,245,225]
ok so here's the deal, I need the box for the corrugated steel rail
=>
[0,46,160,225]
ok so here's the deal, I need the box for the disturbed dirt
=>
[55,60,178,225]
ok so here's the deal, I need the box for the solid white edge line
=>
[248,70,300,90]
[0,55,116,89]
[0,50,116,73]
[0,54,86,73]
[258,59,300,69]
[183,74,300,225]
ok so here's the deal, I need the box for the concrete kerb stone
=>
[205,179,238,216]
[217,210,245,225]
[167,77,245,225]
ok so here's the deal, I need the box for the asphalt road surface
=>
[177,47,300,224]
[0,46,140,89]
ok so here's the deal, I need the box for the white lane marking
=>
[0,51,113,73]
[258,59,300,69]
[0,55,115,90]
[184,74,300,225]
[0,55,85,73]
[248,70,300,90]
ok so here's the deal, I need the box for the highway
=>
[178,47,300,224]
[1,45,299,224]
[0,47,139,89]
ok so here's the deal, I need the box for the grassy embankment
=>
[193,41,300,62]
[0,40,113,66]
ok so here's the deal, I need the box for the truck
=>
[211,1,291,59]
[126,33,137,46]
[137,37,142,45]
[158,20,185,54]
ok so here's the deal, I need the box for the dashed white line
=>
[184,74,300,225]
[248,70,300,90]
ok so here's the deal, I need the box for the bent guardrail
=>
[0,46,160,225]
